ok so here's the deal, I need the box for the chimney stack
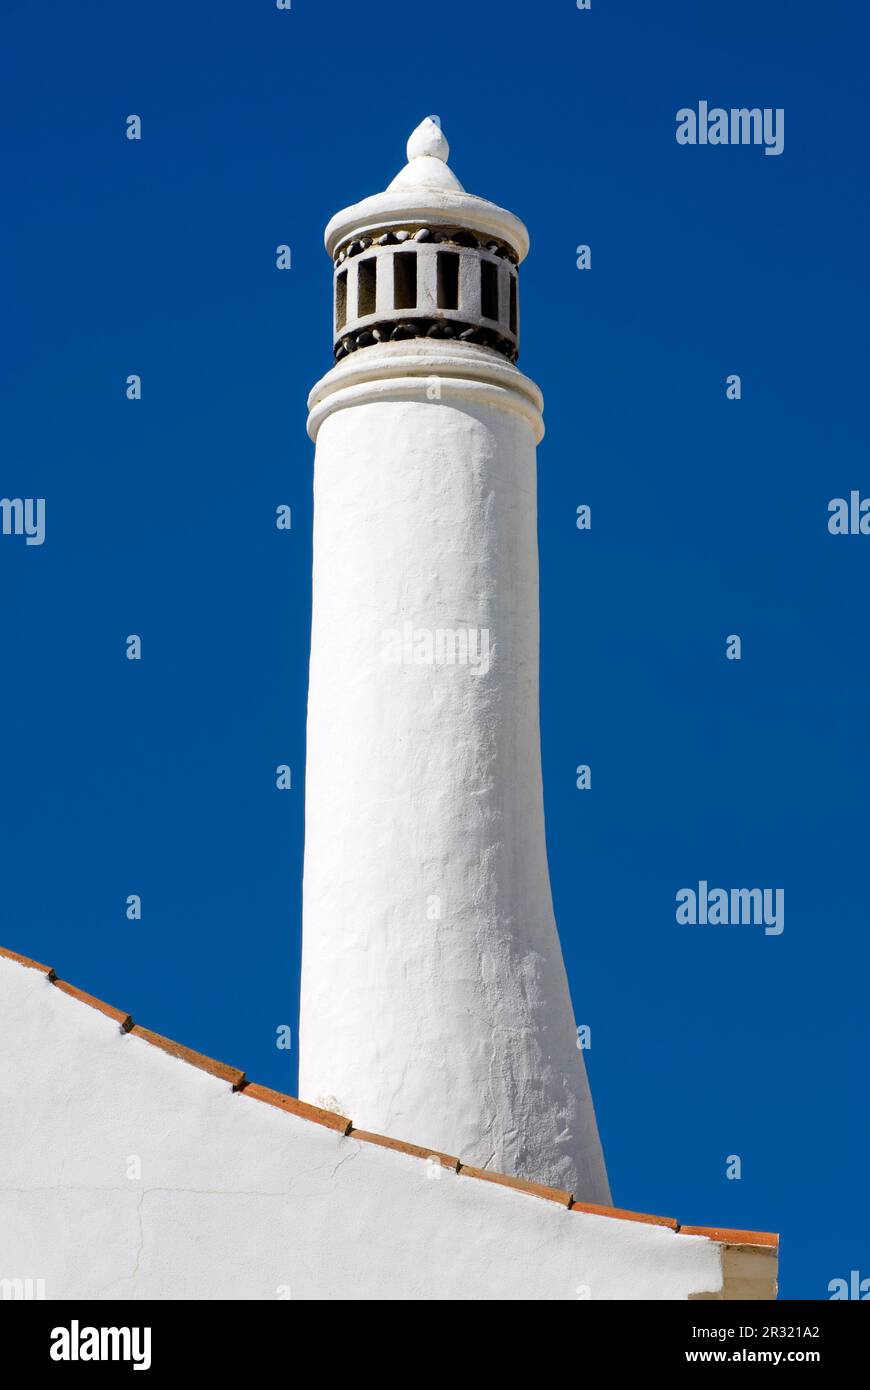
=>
[299,119,610,1202]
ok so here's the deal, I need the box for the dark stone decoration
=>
[334,318,518,364]
[333,226,518,267]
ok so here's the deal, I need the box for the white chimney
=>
[299,118,610,1203]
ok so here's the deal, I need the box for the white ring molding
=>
[307,342,545,443]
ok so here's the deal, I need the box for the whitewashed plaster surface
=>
[301,119,609,1204]
[0,956,727,1301]
[300,342,609,1204]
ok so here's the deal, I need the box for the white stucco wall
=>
[0,955,729,1301]
[300,342,609,1205]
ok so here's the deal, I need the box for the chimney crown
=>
[327,119,527,365]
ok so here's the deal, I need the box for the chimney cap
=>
[324,117,529,263]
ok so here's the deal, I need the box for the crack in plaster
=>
[27,1149,368,1299]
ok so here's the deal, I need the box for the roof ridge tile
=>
[53,979,133,1031]
[240,1082,352,1134]
[569,1200,678,1229]
[128,1024,246,1089]
[0,944,55,978]
[458,1163,573,1207]
[678,1225,778,1248]
[348,1127,459,1170]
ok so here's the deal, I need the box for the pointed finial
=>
[387,115,463,192]
[407,116,449,164]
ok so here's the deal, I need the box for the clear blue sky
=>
[2,0,868,1300]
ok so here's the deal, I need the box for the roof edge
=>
[0,943,779,1268]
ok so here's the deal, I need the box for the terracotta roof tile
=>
[570,1200,678,1229]
[0,941,780,1263]
[679,1225,778,1249]
[349,1127,459,1170]
[0,944,55,978]
[240,1083,351,1134]
[458,1163,573,1207]
[52,979,133,1031]
[129,1024,246,1089]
